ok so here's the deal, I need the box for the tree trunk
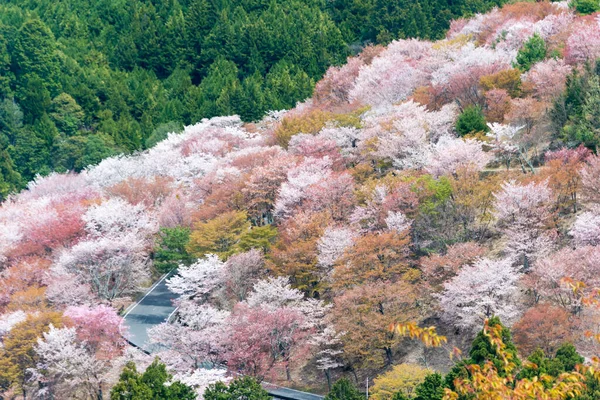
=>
[384,347,393,366]
[325,369,332,391]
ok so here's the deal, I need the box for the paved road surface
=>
[265,384,324,400]
[121,271,324,399]
[122,271,178,353]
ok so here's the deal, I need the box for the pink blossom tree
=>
[56,234,151,300]
[157,191,194,228]
[349,40,431,107]
[525,246,600,313]
[274,157,333,219]
[245,277,305,310]
[64,305,125,359]
[224,303,308,381]
[224,249,265,302]
[45,266,94,307]
[565,18,600,65]
[524,58,571,100]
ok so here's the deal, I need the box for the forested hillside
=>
[0,0,507,198]
[5,0,600,399]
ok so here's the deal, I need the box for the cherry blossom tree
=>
[313,50,375,106]
[31,325,106,400]
[303,172,356,221]
[426,135,491,178]
[349,40,431,107]
[420,242,485,289]
[173,368,230,398]
[525,246,600,312]
[19,199,86,256]
[288,135,343,168]
[224,249,265,302]
[362,101,457,170]
[493,180,554,264]
[56,234,151,300]
[157,191,194,228]
[148,303,229,371]
[274,157,333,219]
[0,311,26,338]
[318,126,361,160]
[167,254,225,299]
[438,257,521,331]
[44,266,94,307]
[569,212,600,247]
[384,211,411,234]
[565,18,600,64]
[82,198,157,239]
[310,326,345,390]
[242,155,290,225]
[486,123,520,170]
[245,277,304,310]
[224,303,308,381]
[64,305,125,359]
[53,197,158,300]
[317,226,357,273]
[524,58,571,100]
[484,89,511,123]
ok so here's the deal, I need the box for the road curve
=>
[122,271,178,353]
[121,271,324,399]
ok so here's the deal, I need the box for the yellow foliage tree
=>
[274,110,332,148]
[187,211,251,259]
[480,68,522,97]
[0,312,63,398]
[370,364,433,399]
[393,320,585,399]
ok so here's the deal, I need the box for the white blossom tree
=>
[172,368,230,399]
[570,211,600,247]
[310,326,345,390]
[148,303,230,371]
[0,310,26,338]
[426,135,491,177]
[31,325,106,399]
[245,276,305,309]
[494,180,554,265]
[167,254,225,299]
[317,226,357,272]
[438,258,521,331]
[56,234,150,299]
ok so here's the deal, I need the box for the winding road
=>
[121,272,324,400]
[122,271,178,353]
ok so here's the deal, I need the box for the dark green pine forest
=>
[0,0,506,197]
